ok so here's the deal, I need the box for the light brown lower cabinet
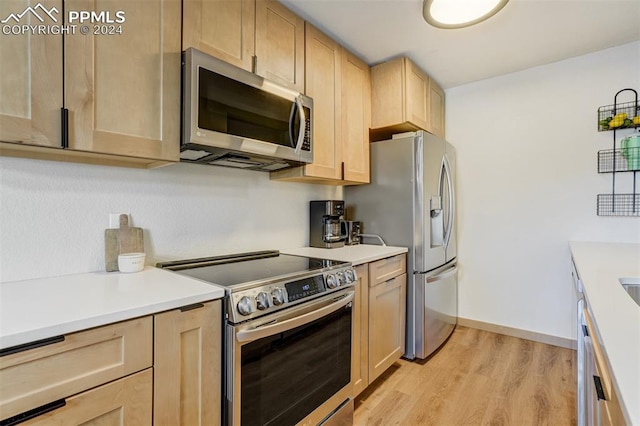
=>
[0,317,153,421]
[351,264,369,397]
[351,255,407,397]
[368,273,406,382]
[154,300,222,425]
[22,369,153,425]
[0,300,222,425]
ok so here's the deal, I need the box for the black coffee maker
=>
[309,200,347,248]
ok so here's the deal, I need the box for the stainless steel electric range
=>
[158,250,357,426]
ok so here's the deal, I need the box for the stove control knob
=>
[337,271,346,286]
[345,269,356,283]
[326,274,337,289]
[272,288,285,306]
[256,292,270,310]
[344,269,355,284]
[237,296,253,316]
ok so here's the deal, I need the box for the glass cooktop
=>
[157,250,347,288]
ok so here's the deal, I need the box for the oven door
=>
[227,290,354,426]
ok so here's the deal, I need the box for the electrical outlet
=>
[109,213,129,228]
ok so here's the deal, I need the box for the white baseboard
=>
[458,317,577,350]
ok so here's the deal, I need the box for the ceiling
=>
[280,0,640,89]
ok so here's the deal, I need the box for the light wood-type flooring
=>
[354,325,576,426]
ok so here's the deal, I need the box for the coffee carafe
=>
[310,200,347,248]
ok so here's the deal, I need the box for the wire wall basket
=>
[597,100,640,131]
[598,147,640,173]
[596,88,639,217]
[597,194,640,216]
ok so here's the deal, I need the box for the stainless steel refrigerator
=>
[345,130,457,360]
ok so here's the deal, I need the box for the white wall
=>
[0,158,340,282]
[447,42,640,341]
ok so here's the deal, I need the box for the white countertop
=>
[0,267,225,350]
[569,241,640,426]
[281,244,408,266]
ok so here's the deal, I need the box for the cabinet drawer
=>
[369,254,406,287]
[21,369,152,425]
[0,316,152,420]
[583,308,612,401]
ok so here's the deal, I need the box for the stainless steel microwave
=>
[181,48,313,171]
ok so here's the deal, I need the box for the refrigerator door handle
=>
[442,155,455,249]
[426,265,458,283]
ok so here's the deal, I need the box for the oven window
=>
[240,305,351,426]
[198,67,308,148]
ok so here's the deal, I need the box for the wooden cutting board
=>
[105,214,144,272]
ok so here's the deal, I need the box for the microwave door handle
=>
[293,95,306,154]
[235,291,354,344]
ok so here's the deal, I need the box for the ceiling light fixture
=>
[423,0,509,29]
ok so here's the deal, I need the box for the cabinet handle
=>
[252,55,257,74]
[0,335,65,358]
[60,108,69,148]
[180,302,205,312]
[0,399,66,426]
[593,375,606,401]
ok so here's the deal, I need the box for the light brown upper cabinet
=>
[255,0,305,92]
[271,24,370,185]
[0,0,62,148]
[429,79,446,138]
[370,56,445,141]
[341,50,371,184]
[182,0,255,71]
[183,0,304,92]
[65,0,180,163]
[0,0,181,168]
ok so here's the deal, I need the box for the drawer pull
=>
[0,335,65,358]
[593,375,606,401]
[180,303,204,312]
[0,399,66,426]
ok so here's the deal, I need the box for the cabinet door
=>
[22,369,152,425]
[302,23,342,180]
[0,0,61,147]
[154,301,221,426]
[341,50,370,184]
[255,0,304,92]
[370,57,404,130]
[428,78,445,138]
[183,0,254,71]
[368,274,406,383]
[65,0,180,162]
[404,58,429,131]
[351,264,369,397]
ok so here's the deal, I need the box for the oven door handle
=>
[236,292,354,343]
